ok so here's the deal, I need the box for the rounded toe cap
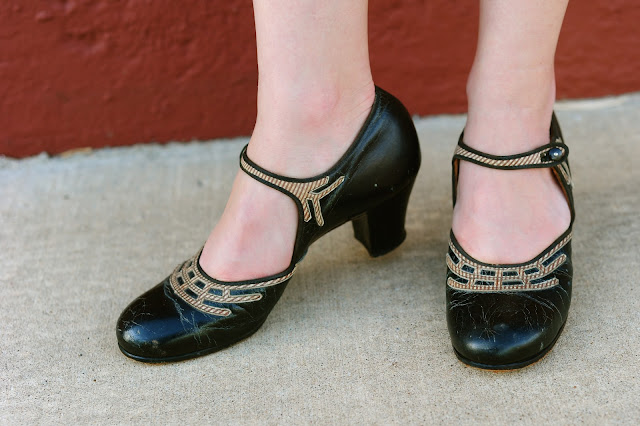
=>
[115,279,269,362]
[115,282,179,360]
[450,322,561,369]
[446,289,569,369]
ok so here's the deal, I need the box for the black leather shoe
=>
[446,113,574,369]
[116,87,421,362]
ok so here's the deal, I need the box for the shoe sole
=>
[453,322,566,371]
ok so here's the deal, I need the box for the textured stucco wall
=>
[1,1,639,158]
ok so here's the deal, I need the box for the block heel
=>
[352,179,416,257]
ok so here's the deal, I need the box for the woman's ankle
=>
[248,80,375,177]
[464,66,556,154]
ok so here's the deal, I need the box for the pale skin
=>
[199,0,571,281]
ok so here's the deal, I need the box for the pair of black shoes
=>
[116,87,574,369]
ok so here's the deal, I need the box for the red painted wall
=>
[1,1,639,158]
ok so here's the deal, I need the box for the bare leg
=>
[452,0,571,264]
[200,1,374,281]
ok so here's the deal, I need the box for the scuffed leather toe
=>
[116,278,271,362]
[116,281,178,360]
[446,285,571,369]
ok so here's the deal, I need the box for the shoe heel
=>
[351,179,416,257]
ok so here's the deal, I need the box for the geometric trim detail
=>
[446,232,572,292]
[170,249,296,316]
[240,152,345,227]
[453,144,567,169]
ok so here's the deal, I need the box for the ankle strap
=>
[453,112,568,171]
[453,137,568,170]
[451,113,575,221]
[239,146,345,227]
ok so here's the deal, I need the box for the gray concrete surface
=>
[1,94,639,424]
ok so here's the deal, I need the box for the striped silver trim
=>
[240,155,345,226]
[170,249,296,316]
[454,145,566,168]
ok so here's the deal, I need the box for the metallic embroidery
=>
[170,249,296,316]
[454,145,567,168]
[446,233,572,292]
[240,155,345,226]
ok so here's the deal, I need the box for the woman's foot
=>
[199,83,375,281]
[452,163,571,264]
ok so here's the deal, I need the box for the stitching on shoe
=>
[446,232,572,292]
[170,249,297,316]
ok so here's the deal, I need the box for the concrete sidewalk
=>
[1,94,639,424]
